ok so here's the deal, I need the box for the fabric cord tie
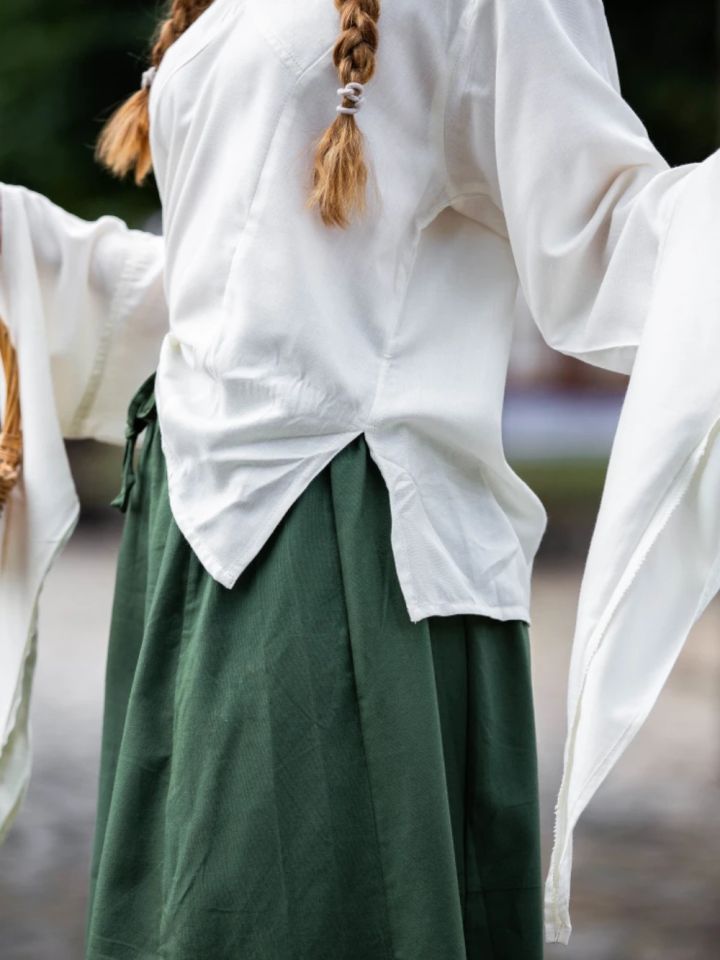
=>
[336,81,365,116]
[111,373,157,513]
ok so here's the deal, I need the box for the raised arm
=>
[0,183,167,445]
[445,0,720,944]
[444,0,698,374]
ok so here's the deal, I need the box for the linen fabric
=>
[3,0,720,945]
[546,148,720,943]
[0,0,699,625]
[0,187,165,858]
[85,373,543,960]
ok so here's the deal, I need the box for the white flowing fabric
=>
[1,1,720,945]
[545,152,720,943]
[0,186,166,845]
[134,0,697,622]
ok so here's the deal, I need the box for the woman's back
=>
[1,1,716,949]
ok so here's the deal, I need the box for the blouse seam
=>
[247,6,336,80]
[441,0,483,201]
[364,210,426,431]
[211,50,335,377]
[248,8,303,76]
[150,0,238,107]
[434,0,461,203]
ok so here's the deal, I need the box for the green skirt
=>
[85,373,543,959]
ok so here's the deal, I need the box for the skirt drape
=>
[84,372,543,960]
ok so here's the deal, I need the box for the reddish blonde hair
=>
[96,0,381,229]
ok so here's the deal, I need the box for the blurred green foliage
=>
[605,0,717,162]
[0,0,162,225]
[0,0,716,225]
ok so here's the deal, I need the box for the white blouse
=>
[1,0,717,945]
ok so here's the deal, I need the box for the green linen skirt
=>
[84,372,543,960]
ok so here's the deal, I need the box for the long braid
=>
[96,0,381,229]
[308,0,381,228]
[95,0,215,185]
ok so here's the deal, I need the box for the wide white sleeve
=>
[444,0,701,374]
[445,0,720,946]
[542,150,720,946]
[0,182,167,445]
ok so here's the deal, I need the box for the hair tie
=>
[336,81,365,116]
[141,66,158,92]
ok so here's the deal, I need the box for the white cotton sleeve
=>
[444,0,720,945]
[0,183,167,445]
[543,148,720,947]
[444,0,701,375]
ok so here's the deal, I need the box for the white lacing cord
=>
[336,81,365,116]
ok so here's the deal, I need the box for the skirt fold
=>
[85,374,542,960]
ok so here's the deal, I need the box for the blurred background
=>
[1,1,719,957]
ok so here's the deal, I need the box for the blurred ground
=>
[1,515,719,959]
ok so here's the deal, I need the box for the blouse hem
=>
[159,426,533,628]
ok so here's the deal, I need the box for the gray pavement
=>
[1,517,719,958]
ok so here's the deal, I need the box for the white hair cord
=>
[141,65,158,91]
[336,81,365,116]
